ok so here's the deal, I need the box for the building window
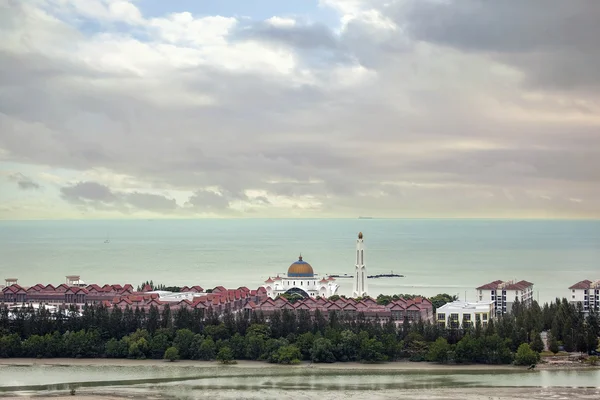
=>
[437,313,445,320]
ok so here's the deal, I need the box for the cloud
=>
[8,172,41,190]
[60,181,177,213]
[403,0,600,92]
[124,192,178,211]
[0,0,599,218]
[60,181,118,204]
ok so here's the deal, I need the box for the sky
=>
[1,0,599,220]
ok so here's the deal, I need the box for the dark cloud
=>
[60,182,178,213]
[8,172,41,190]
[236,21,340,50]
[186,190,231,211]
[124,192,178,211]
[60,182,118,204]
[403,0,600,91]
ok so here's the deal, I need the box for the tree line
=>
[0,296,598,364]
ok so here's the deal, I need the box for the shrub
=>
[164,347,179,362]
[216,346,236,364]
[515,343,539,366]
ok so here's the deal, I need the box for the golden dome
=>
[287,255,314,277]
[358,232,363,239]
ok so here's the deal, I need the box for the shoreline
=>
[0,358,595,371]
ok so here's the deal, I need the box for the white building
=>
[569,280,600,313]
[147,291,197,302]
[262,255,339,299]
[353,232,368,298]
[476,280,534,315]
[436,301,495,329]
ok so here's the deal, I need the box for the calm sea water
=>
[0,219,599,303]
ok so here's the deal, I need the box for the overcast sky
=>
[1,0,599,219]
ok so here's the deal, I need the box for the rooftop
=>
[437,300,495,312]
[477,280,533,291]
[569,279,600,290]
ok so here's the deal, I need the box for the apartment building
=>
[476,280,534,315]
[436,300,495,329]
[569,280,600,314]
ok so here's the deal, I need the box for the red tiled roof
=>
[504,280,534,291]
[569,280,592,290]
[476,280,504,290]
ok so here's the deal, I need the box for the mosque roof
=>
[287,255,314,278]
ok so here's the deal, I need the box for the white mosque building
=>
[262,255,339,299]
[262,232,368,299]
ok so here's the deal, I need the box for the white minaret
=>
[353,232,368,297]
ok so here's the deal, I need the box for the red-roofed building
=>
[569,279,600,313]
[246,295,433,325]
[476,279,534,315]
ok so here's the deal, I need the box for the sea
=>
[1,219,599,304]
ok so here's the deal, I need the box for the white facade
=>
[436,301,495,329]
[569,280,600,313]
[353,232,368,297]
[148,291,197,302]
[262,256,339,299]
[477,280,534,315]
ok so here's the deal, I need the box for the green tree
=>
[427,337,452,364]
[105,338,128,358]
[216,346,236,364]
[359,337,386,363]
[548,332,559,354]
[530,331,544,353]
[164,346,179,362]
[173,329,195,359]
[198,337,216,360]
[514,343,539,366]
[274,345,302,364]
[310,338,336,363]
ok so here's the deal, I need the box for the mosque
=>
[262,232,368,299]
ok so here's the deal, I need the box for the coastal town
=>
[1,233,598,334]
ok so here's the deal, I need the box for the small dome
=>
[288,255,314,277]
[358,232,363,239]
